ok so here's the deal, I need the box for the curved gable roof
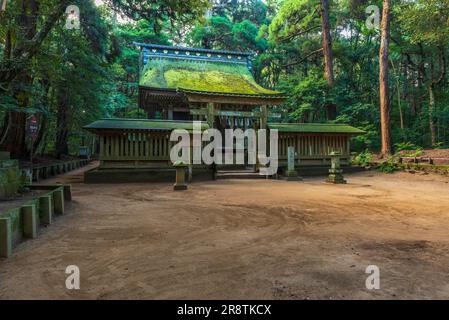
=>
[138,44,285,99]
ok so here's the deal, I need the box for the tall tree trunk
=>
[33,81,52,154]
[390,59,404,131]
[55,89,71,158]
[32,114,47,155]
[428,84,437,146]
[379,0,392,157]
[0,0,39,158]
[320,0,336,120]
[426,47,446,147]
[320,0,334,86]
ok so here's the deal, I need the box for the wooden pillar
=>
[346,136,351,156]
[253,118,259,173]
[260,105,268,129]
[207,102,215,128]
[99,135,104,158]
[207,103,216,177]
[259,105,269,173]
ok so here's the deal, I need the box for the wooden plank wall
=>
[278,133,350,160]
[100,131,173,161]
[98,130,351,164]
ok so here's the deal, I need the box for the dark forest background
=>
[0,0,448,159]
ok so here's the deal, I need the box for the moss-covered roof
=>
[84,119,209,132]
[268,123,365,134]
[140,58,283,97]
[84,119,363,135]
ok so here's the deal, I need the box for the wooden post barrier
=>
[53,189,65,215]
[39,195,53,225]
[0,217,12,258]
[22,204,37,239]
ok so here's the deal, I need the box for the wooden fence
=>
[98,130,352,168]
[100,131,173,161]
[278,133,351,165]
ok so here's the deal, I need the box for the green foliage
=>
[266,0,449,153]
[0,0,448,158]
[0,0,207,157]
[353,149,375,167]
[434,142,449,149]
[188,16,267,52]
[269,0,320,43]
[377,158,398,174]
[397,0,449,45]
[394,142,422,152]
[109,0,210,29]
[213,0,269,25]
[281,74,330,122]
[395,142,424,158]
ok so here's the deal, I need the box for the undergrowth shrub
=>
[353,149,374,167]
[377,157,397,173]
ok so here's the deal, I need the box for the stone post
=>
[173,161,188,191]
[327,151,347,184]
[285,146,301,181]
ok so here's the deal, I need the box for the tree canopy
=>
[0,0,448,159]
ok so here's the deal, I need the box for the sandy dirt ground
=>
[1,163,449,300]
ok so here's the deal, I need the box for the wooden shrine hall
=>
[84,43,364,182]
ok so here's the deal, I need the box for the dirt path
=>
[1,164,449,299]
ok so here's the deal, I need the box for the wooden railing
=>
[98,130,352,168]
[100,131,173,161]
[278,133,350,160]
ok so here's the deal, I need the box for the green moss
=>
[0,161,23,198]
[140,58,281,95]
[269,123,365,134]
[140,67,160,87]
[85,119,209,131]
[0,208,22,232]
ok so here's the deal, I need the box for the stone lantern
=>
[173,161,188,191]
[327,151,346,184]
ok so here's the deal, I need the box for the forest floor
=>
[388,148,449,165]
[394,148,449,158]
[1,163,449,299]
[419,148,449,158]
